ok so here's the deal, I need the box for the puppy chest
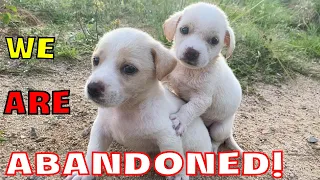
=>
[110,124,159,151]
[169,76,201,101]
[110,119,159,144]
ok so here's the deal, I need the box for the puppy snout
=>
[87,81,105,98]
[183,47,200,65]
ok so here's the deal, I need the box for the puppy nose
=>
[87,82,105,98]
[184,47,199,62]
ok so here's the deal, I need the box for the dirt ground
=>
[0,58,319,180]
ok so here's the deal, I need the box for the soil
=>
[0,58,319,180]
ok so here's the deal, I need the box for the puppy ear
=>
[151,43,177,81]
[224,26,236,59]
[163,11,183,42]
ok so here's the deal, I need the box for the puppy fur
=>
[66,28,211,180]
[163,2,243,153]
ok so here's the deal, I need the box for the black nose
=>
[87,82,105,98]
[184,47,199,64]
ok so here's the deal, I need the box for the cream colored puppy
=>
[163,2,243,153]
[66,28,211,180]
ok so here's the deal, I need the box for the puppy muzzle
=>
[182,47,200,66]
[86,81,107,104]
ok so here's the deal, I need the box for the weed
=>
[0,130,6,142]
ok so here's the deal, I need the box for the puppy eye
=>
[121,64,138,75]
[209,37,219,45]
[93,56,99,66]
[180,26,189,35]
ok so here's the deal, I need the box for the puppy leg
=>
[178,119,212,177]
[66,116,113,180]
[209,115,242,153]
[225,133,244,153]
[182,118,212,152]
[211,139,223,153]
[157,134,189,180]
[171,96,212,136]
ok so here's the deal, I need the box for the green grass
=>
[2,0,320,86]
[0,130,6,142]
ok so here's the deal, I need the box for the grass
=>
[0,130,6,142]
[1,0,320,86]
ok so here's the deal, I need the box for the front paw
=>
[166,174,189,180]
[170,114,187,136]
[65,173,95,180]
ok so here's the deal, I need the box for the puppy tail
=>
[225,136,244,154]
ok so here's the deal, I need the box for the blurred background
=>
[0,0,319,85]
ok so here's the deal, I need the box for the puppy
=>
[163,2,243,153]
[66,28,212,180]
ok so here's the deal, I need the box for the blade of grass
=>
[232,0,266,23]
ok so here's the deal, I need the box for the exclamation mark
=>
[272,151,283,178]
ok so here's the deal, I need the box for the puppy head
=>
[163,2,235,69]
[85,28,177,107]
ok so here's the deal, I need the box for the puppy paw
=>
[166,174,189,180]
[170,114,179,127]
[65,173,95,180]
[170,114,187,136]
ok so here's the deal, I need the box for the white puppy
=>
[163,2,243,153]
[66,28,211,180]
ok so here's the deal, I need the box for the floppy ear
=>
[163,11,183,42]
[151,43,177,81]
[224,26,236,59]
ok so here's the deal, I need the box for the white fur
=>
[66,28,211,180]
[163,3,243,153]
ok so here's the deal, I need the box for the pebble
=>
[26,87,36,91]
[49,121,58,126]
[307,136,318,143]
[56,115,65,120]
[241,114,248,119]
[81,127,91,138]
[261,129,269,134]
[270,127,276,132]
[30,127,37,139]
[26,175,45,180]
[312,145,320,150]
[20,135,26,139]
[10,133,17,138]
[35,137,47,143]
[27,145,35,151]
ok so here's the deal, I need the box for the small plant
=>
[0,130,6,142]
[0,3,18,26]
